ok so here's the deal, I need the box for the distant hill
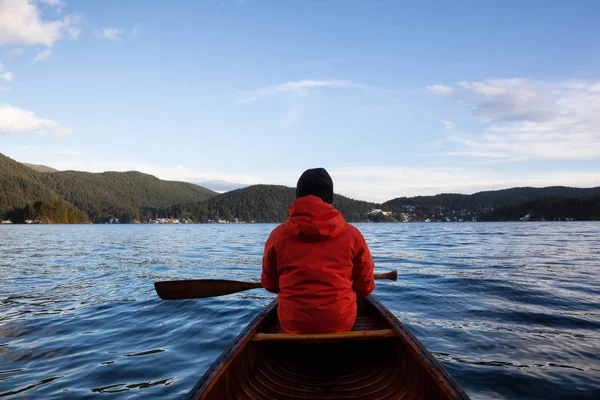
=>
[480,196,600,221]
[0,153,217,223]
[3,151,599,223]
[0,153,61,213]
[22,163,59,173]
[167,184,380,223]
[40,170,217,222]
[385,186,600,221]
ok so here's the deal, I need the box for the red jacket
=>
[261,195,375,334]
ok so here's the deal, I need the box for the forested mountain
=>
[0,153,61,213]
[481,196,600,221]
[3,152,599,223]
[385,186,600,221]
[0,153,216,223]
[41,170,216,222]
[166,185,380,223]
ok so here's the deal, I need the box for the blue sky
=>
[1,0,599,202]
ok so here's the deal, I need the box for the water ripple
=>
[0,223,599,399]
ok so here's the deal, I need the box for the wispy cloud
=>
[95,28,122,41]
[66,25,80,39]
[0,0,81,46]
[426,84,454,95]
[0,71,13,81]
[240,79,361,103]
[427,78,600,161]
[33,49,52,62]
[0,105,71,137]
[40,0,65,8]
[0,62,13,81]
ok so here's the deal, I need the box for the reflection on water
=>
[0,223,599,399]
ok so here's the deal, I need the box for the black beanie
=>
[295,168,334,204]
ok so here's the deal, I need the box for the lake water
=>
[0,223,599,399]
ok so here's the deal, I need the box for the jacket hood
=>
[284,195,345,242]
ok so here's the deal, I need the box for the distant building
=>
[368,209,393,217]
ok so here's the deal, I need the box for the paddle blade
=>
[154,279,263,300]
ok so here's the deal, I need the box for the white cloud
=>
[428,78,600,161]
[0,105,71,137]
[63,13,82,38]
[0,85,6,92]
[241,79,360,103]
[33,48,52,62]
[66,26,80,38]
[0,0,81,46]
[95,28,122,41]
[40,0,65,8]
[426,84,454,95]
[0,62,13,81]
[0,71,12,81]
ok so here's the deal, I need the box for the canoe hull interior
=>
[188,296,469,400]
[200,339,452,399]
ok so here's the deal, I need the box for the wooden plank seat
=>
[252,328,395,341]
[252,315,395,341]
[261,315,389,334]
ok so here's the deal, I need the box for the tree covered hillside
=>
[481,196,600,221]
[0,153,61,214]
[385,186,600,221]
[40,170,216,222]
[167,184,380,223]
[0,153,216,223]
[3,152,599,223]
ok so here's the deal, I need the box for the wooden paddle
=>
[155,270,397,300]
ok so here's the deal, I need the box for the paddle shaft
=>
[155,270,397,300]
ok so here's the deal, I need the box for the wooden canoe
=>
[187,296,470,399]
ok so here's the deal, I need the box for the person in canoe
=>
[261,167,375,334]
